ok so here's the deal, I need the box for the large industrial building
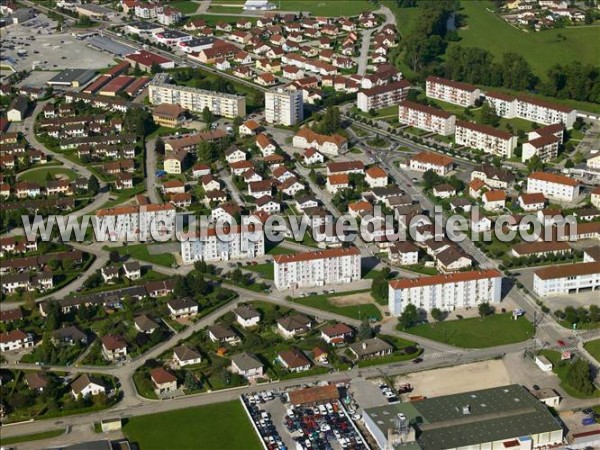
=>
[362,384,563,450]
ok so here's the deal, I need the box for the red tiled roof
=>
[528,171,579,187]
[274,247,360,264]
[389,269,501,289]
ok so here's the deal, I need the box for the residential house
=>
[230,352,264,378]
[349,338,393,360]
[277,314,312,338]
[167,298,199,319]
[278,349,311,372]
[173,345,202,367]
[101,335,127,361]
[71,374,106,399]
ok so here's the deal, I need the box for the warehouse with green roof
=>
[362,384,563,449]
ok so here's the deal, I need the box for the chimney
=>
[462,405,471,415]
[362,342,367,350]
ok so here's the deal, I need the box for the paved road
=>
[144,137,161,204]
[357,6,396,76]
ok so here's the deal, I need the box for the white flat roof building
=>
[533,261,600,297]
[148,75,246,118]
[273,247,361,290]
[398,100,456,136]
[265,88,304,126]
[388,269,502,315]
[425,76,481,107]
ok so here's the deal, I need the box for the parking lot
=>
[1,17,115,75]
[242,386,369,450]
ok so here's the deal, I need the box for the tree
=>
[202,106,214,128]
[124,108,154,137]
[133,62,142,76]
[109,250,120,264]
[197,141,219,164]
[478,302,493,318]
[567,359,594,395]
[88,175,99,195]
[44,301,62,331]
[431,308,444,323]
[479,102,501,127]
[357,319,373,340]
[150,62,162,74]
[155,137,165,156]
[398,304,419,329]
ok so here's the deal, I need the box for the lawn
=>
[278,0,375,16]
[539,350,600,399]
[265,243,296,255]
[0,429,64,445]
[584,339,600,364]
[123,401,262,450]
[244,263,274,280]
[107,244,176,267]
[294,290,382,321]
[455,1,600,80]
[18,167,77,184]
[170,1,200,14]
[406,314,535,348]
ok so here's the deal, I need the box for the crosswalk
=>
[424,350,464,360]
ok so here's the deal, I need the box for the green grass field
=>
[277,0,375,16]
[295,290,382,321]
[455,1,600,79]
[170,1,201,14]
[406,314,535,348]
[18,167,77,184]
[584,339,600,364]
[539,350,600,399]
[123,401,262,450]
[244,263,274,280]
[107,244,175,267]
[0,429,64,445]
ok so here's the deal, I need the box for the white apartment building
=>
[356,80,411,113]
[533,262,600,297]
[398,100,456,136]
[526,171,581,203]
[273,247,361,290]
[95,204,176,240]
[148,75,246,118]
[180,226,265,264]
[388,269,502,315]
[425,76,481,107]
[522,134,560,163]
[265,88,304,126]
[485,92,577,129]
[455,121,517,158]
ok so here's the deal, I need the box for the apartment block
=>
[356,80,411,112]
[148,75,245,118]
[526,171,581,203]
[425,76,481,107]
[522,134,561,163]
[273,247,361,290]
[388,269,502,315]
[485,91,577,129]
[265,88,304,126]
[533,262,600,297]
[398,100,456,136]
[95,204,176,240]
[180,226,264,264]
[455,121,517,158]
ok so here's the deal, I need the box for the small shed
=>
[535,355,553,372]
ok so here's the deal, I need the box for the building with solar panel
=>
[362,384,563,449]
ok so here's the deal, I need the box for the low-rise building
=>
[408,152,454,175]
[230,352,264,378]
[349,337,393,360]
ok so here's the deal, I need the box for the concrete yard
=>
[2,21,115,74]
[393,360,511,399]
